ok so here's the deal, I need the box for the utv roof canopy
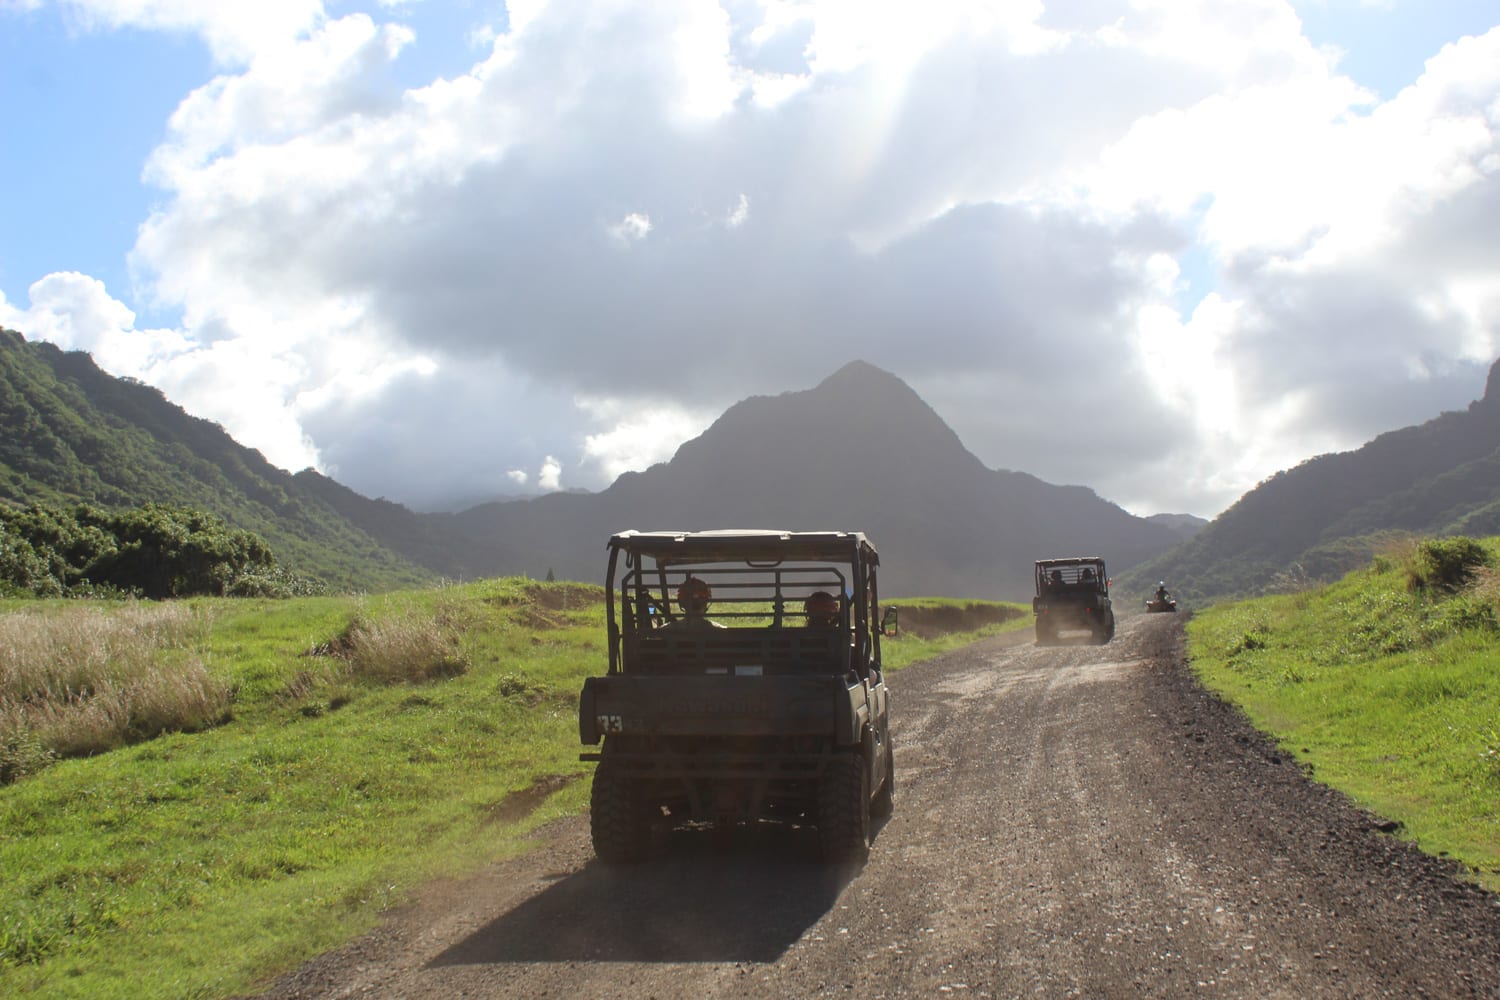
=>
[609,529,879,566]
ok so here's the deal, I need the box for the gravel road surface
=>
[255,612,1500,999]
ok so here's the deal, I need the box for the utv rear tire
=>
[591,759,650,863]
[819,753,871,863]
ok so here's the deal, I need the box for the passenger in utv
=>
[803,590,841,627]
[662,576,726,629]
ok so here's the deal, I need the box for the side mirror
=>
[880,606,899,637]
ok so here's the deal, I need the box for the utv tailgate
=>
[579,674,868,744]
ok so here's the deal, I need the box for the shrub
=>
[1405,537,1492,592]
[0,502,284,598]
[85,503,275,598]
[226,565,327,598]
[0,527,64,597]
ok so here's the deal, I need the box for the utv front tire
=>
[819,753,871,863]
[591,759,650,863]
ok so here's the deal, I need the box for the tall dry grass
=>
[0,602,230,782]
[297,600,471,699]
[338,601,470,683]
[1469,565,1500,606]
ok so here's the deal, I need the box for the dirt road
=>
[258,613,1500,998]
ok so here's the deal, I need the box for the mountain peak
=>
[818,359,901,387]
[1484,357,1500,406]
[661,359,964,476]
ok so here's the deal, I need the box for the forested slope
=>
[1123,359,1500,603]
[0,329,432,591]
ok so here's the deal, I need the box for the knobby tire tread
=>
[591,759,648,863]
[819,753,871,863]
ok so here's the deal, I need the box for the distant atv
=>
[578,530,897,863]
[1145,589,1178,613]
[1032,556,1115,645]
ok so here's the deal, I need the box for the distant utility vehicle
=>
[1032,556,1115,645]
[578,529,896,863]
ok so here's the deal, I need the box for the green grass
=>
[1186,537,1500,890]
[0,582,1016,998]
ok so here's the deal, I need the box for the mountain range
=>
[10,323,1497,604]
[1,329,1192,598]
[394,360,1190,597]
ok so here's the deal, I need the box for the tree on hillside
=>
[0,502,280,597]
[0,523,60,596]
[0,503,116,594]
[87,503,276,598]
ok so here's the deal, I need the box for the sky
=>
[2,0,1498,519]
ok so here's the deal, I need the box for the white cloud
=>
[580,398,715,483]
[144,14,413,185]
[0,272,199,387]
[608,212,653,244]
[6,271,145,355]
[537,455,562,491]
[726,192,750,227]
[52,0,328,65]
[9,1,1500,518]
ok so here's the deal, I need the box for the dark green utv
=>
[579,530,896,863]
[1032,555,1115,645]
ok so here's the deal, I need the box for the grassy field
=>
[11,549,1499,997]
[0,582,1027,999]
[1186,536,1500,891]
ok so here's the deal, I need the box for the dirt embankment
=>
[254,612,1500,999]
[891,600,1026,638]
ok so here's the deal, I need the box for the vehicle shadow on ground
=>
[427,822,878,966]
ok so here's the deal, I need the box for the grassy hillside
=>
[0,584,1027,999]
[1186,537,1500,889]
[0,329,433,591]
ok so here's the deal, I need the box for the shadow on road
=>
[427,823,871,967]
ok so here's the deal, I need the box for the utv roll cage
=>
[603,529,891,678]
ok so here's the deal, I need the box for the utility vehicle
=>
[579,529,896,862]
[1032,556,1115,645]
